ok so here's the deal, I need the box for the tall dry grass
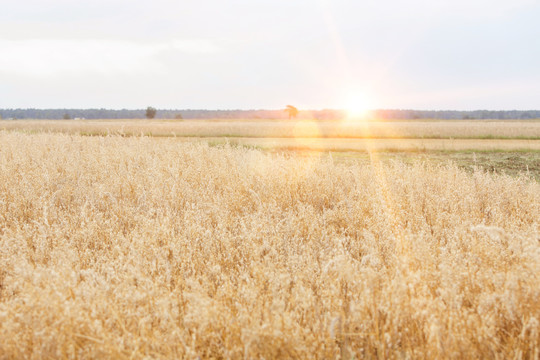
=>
[2,119,540,139]
[0,131,539,359]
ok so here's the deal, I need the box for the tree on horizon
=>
[146,106,157,119]
[284,105,299,120]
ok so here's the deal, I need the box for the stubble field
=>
[0,128,539,359]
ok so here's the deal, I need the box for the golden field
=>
[178,137,540,152]
[0,131,539,359]
[3,119,540,140]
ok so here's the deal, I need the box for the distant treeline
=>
[1,108,539,120]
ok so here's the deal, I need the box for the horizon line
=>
[2,108,540,112]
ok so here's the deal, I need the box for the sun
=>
[344,92,373,122]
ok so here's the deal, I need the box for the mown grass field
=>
[310,150,540,180]
[0,121,539,358]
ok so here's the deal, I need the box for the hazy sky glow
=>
[1,0,539,109]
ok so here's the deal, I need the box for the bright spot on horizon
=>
[344,92,374,121]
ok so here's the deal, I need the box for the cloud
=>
[0,39,220,77]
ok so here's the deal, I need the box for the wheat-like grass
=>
[2,119,540,139]
[0,132,539,359]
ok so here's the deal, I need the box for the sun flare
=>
[344,92,373,122]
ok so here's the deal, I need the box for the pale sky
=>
[1,0,539,110]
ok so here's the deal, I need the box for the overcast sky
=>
[1,0,539,110]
